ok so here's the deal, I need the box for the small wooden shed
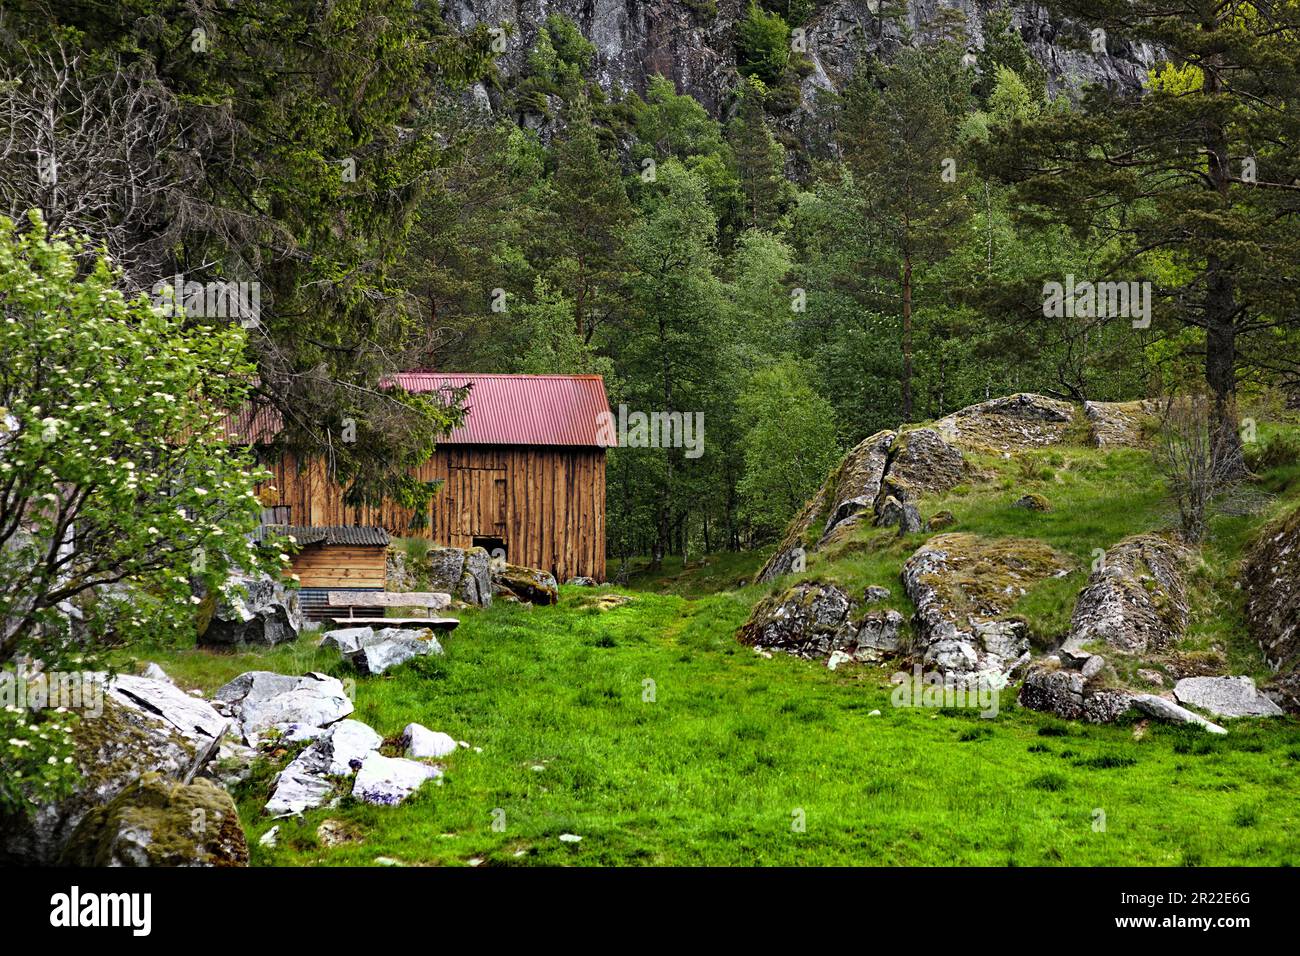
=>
[257,374,612,583]
[278,525,390,621]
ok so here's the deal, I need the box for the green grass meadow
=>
[127,431,1300,867]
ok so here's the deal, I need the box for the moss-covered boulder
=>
[0,696,195,865]
[902,533,1074,683]
[1013,493,1052,512]
[1065,534,1190,655]
[1018,660,1136,723]
[61,772,247,867]
[737,581,901,662]
[934,393,1076,452]
[1242,504,1300,710]
[492,563,558,605]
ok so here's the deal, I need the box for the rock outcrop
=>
[61,772,247,867]
[446,1,1155,155]
[1242,505,1300,684]
[756,426,963,583]
[934,393,1076,452]
[198,574,302,648]
[877,428,966,505]
[902,533,1073,684]
[1065,534,1190,655]
[1018,661,1135,723]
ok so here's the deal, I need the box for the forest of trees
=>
[3,0,1298,572]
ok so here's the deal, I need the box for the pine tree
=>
[980,0,1300,472]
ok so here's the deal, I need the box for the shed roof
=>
[223,374,613,448]
[393,373,613,446]
[275,526,391,547]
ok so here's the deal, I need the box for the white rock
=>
[559,833,582,843]
[352,752,442,806]
[350,631,443,676]
[107,673,228,745]
[264,720,382,815]
[826,650,852,671]
[259,826,279,847]
[402,723,458,759]
[141,662,173,684]
[319,626,375,655]
[214,671,353,742]
[1172,676,1284,718]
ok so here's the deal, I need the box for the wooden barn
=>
[256,374,612,583]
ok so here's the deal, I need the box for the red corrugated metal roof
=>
[395,373,613,446]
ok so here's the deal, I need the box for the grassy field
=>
[126,413,1300,867]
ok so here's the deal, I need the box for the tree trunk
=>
[901,251,914,421]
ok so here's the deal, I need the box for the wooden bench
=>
[327,591,458,631]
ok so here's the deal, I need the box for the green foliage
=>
[736,2,792,85]
[737,363,840,538]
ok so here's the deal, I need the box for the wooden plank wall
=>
[262,446,606,582]
[291,544,387,590]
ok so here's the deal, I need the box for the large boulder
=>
[492,563,558,605]
[425,546,492,607]
[1065,534,1190,655]
[198,574,302,648]
[0,694,195,865]
[1172,676,1284,718]
[1242,505,1300,699]
[213,671,353,744]
[934,393,1076,452]
[736,582,905,663]
[736,582,854,658]
[876,427,966,506]
[349,628,443,675]
[61,772,247,867]
[902,533,1073,684]
[1018,663,1136,723]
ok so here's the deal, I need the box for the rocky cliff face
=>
[445,0,1157,121]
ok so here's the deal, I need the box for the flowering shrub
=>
[0,211,275,803]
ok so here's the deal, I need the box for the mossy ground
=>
[126,411,1300,866]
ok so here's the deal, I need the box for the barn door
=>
[450,467,507,538]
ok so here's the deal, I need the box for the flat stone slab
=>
[1173,676,1284,718]
[1134,694,1228,734]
